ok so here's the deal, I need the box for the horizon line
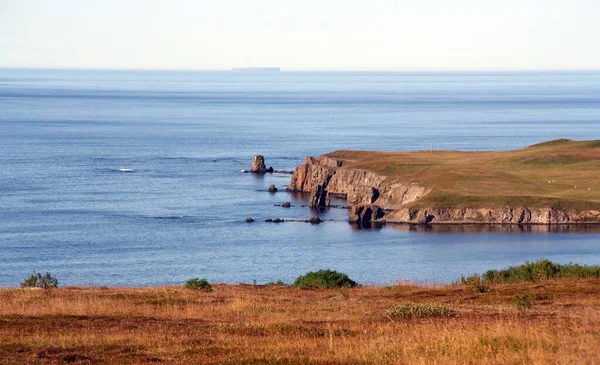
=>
[1,66,600,73]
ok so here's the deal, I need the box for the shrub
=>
[21,272,58,289]
[460,274,491,293]
[184,278,213,292]
[293,270,357,289]
[479,259,600,284]
[387,303,456,320]
[513,294,534,311]
[265,280,288,287]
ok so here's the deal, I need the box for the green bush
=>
[293,270,357,289]
[387,303,456,320]
[479,259,600,284]
[21,272,58,289]
[184,278,213,292]
[513,294,534,311]
[265,280,288,287]
[460,274,491,293]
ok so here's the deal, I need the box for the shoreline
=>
[283,139,600,225]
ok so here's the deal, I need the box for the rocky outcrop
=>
[303,156,343,168]
[309,184,329,208]
[287,163,336,192]
[349,205,385,225]
[287,154,600,225]
[268,184,278,193]
[308,216,322,224]
[251,155,274,173]
[287,155,430,210]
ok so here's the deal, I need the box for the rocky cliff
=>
[287,154,600,225]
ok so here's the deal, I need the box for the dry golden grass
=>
[327,139,600,210]
[2,279,600,364]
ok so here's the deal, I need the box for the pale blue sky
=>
[1,0,599,70]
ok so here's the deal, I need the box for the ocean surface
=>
[1,69,600,287]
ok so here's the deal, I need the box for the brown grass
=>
[327,139,600,210]
[2,279,600,364]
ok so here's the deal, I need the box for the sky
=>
[1,0,600,71]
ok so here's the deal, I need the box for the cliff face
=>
[287,156,430,208]
[287,155,600,225]
[385,207,600,224]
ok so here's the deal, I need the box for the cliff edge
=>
[287,139,600,224]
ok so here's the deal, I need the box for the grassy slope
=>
[1,279,600,364]
[327,139,600,209]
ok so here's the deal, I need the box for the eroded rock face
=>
[384,207,600,224]
[287,154,600,225]
[303,156,343,168]
[287,163,336,192]
[349,205,385,225]
[309,184,329,208]
[251,155,274,173]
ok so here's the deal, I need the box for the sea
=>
[1,69,600,287]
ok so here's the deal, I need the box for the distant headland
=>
[232,67,280,72]
[285,139,600,225]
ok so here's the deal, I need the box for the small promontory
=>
[287,139,600,224]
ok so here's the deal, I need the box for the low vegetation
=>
[293,269,357,288]
[2,263,600,363]
[460,274,491,292]
[481,259,600,283]
[512,294,534,311]
[20,272,58,289]
[387,303,456,320]
[184,278,212,292]
[1,276,599,364]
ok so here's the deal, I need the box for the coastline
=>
[285,139,600,225]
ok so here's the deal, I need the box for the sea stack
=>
[250,155,274,173]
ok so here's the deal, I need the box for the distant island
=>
[287,139,600,225]
[232,67,280,72]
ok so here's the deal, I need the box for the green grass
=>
[327,139,600,210]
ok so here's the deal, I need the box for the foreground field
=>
[2,279,600,364]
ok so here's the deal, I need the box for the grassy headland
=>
[327,139,600,210]
[2,266,600,364]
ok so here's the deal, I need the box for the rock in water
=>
[309,184,329,208]
[308,216,322,224]
[268,184,278,193]
[281,202,291,208]
[250,155,274,173]
[246,217,255,223]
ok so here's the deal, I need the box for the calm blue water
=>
[1,69,600,287]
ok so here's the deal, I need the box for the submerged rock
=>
[268,184,278,193]
[308,216,322,224]
[265,218,285,223]
[250,155,274,173]
[246,217,255,223]
[281,202,291,208]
